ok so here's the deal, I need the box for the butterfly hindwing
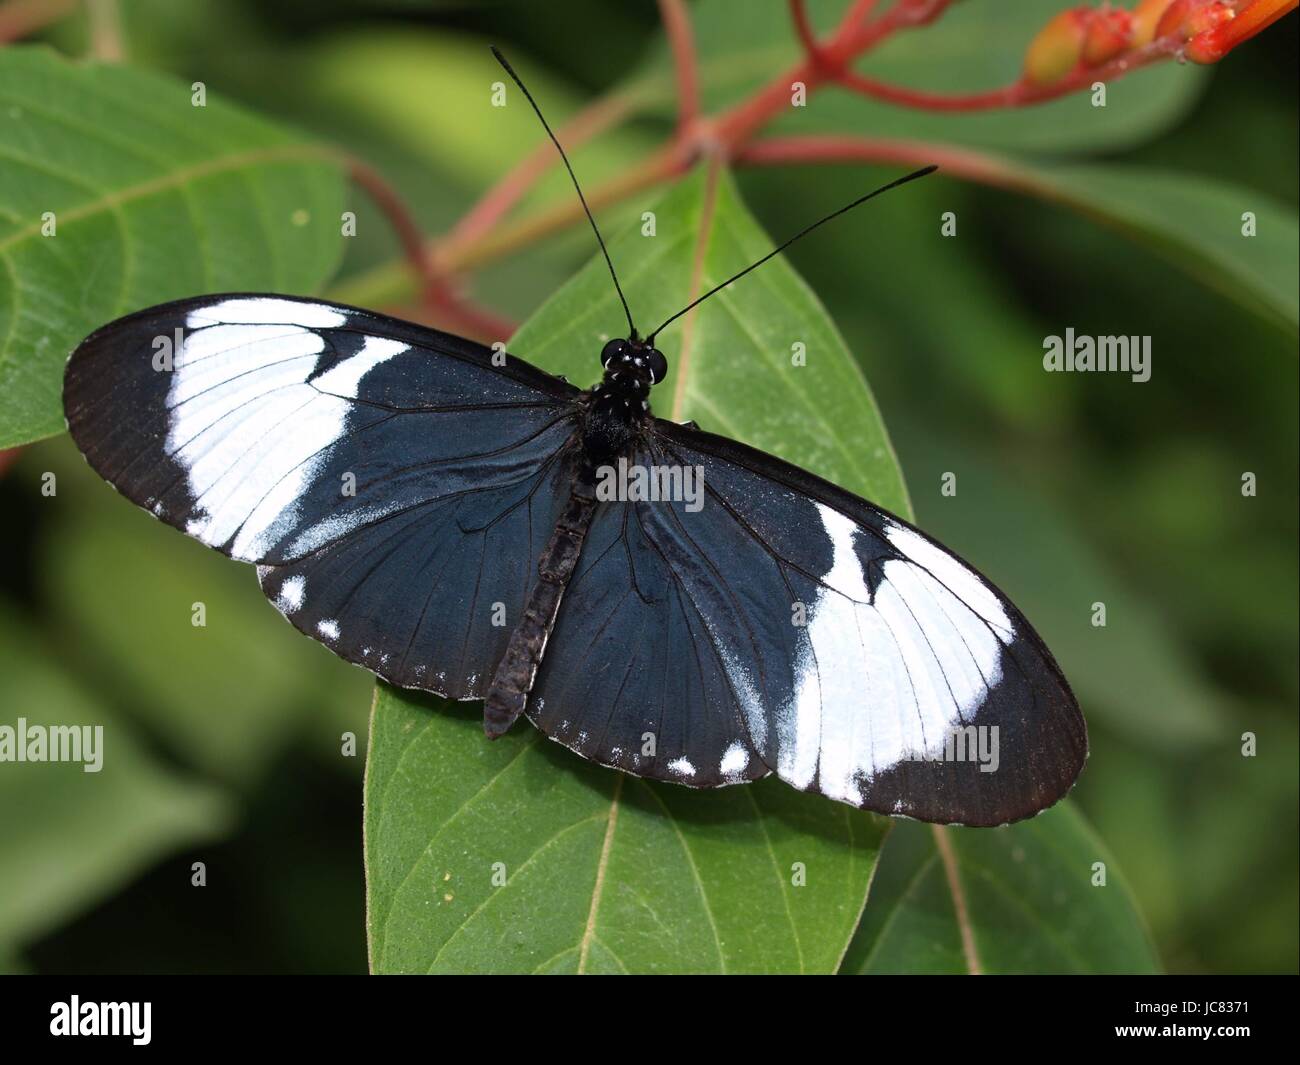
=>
[65,293,583,696]
[525,463,773,789]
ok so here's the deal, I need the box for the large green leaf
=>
[843,806,1159,973]
[0,601,230,950]
[366,688,887,974]
[0,47,346,448]
[904,152,1297,333]
[365,166,901,974]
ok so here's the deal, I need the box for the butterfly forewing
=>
[64,293,583,696]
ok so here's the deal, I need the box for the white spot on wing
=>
[317,618,340,640]
[720,742,749,776]
[226,393,351,558]
[667,757,696,778]
[169,326,320,404]
[277,574,306,612]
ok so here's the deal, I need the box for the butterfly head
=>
[600,337,667,391]
[580,337,665,463]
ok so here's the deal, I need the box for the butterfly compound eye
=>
[647,347,668,384]
[601,338,627,368]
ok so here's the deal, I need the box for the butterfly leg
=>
[483,479,597,737]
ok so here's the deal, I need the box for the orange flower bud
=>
[1187,0,1296,64]
[1156,0,1236,39]
[1083,8,1135,65]
[1024,8,1091,86]
[1131,0,1175,47]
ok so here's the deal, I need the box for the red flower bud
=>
[1083,8,1136,65]
[1156,0,1236,39]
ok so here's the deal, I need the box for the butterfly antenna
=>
[490,46,638,340]
[647,165,938,344]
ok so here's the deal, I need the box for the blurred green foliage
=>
[0,0,1295,973]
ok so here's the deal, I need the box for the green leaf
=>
[0,46,346,449]
[366,166,900,974]
[781,149,1298,337]
[636,0,1207,154]
[1013,162,1300,334]
[0,600,231,948]
[367,688,886,974]
[843,806,1160,974]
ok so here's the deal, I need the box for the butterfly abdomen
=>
[483,480,598,738]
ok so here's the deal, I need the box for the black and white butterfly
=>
[62,51,1085,827]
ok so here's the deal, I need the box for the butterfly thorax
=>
[579,337,667,467]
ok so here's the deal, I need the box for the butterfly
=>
[62,48,1085,827]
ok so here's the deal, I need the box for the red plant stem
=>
[657,0,700,138]
[840,0,881,34]
[736,135,1027,192]
[347,157,514,339]
[789,0,824,62]
[711,55,822,147]
[347,157,433,291]
[835,32,1190,111]
[430,0,947,281]
[440,140,689,274]
[834,0,955,55]
[712,0,948,147]
[420,284,518,342]
[0,447,21,479]
[447,92,634,250]
[0,0,76,43]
